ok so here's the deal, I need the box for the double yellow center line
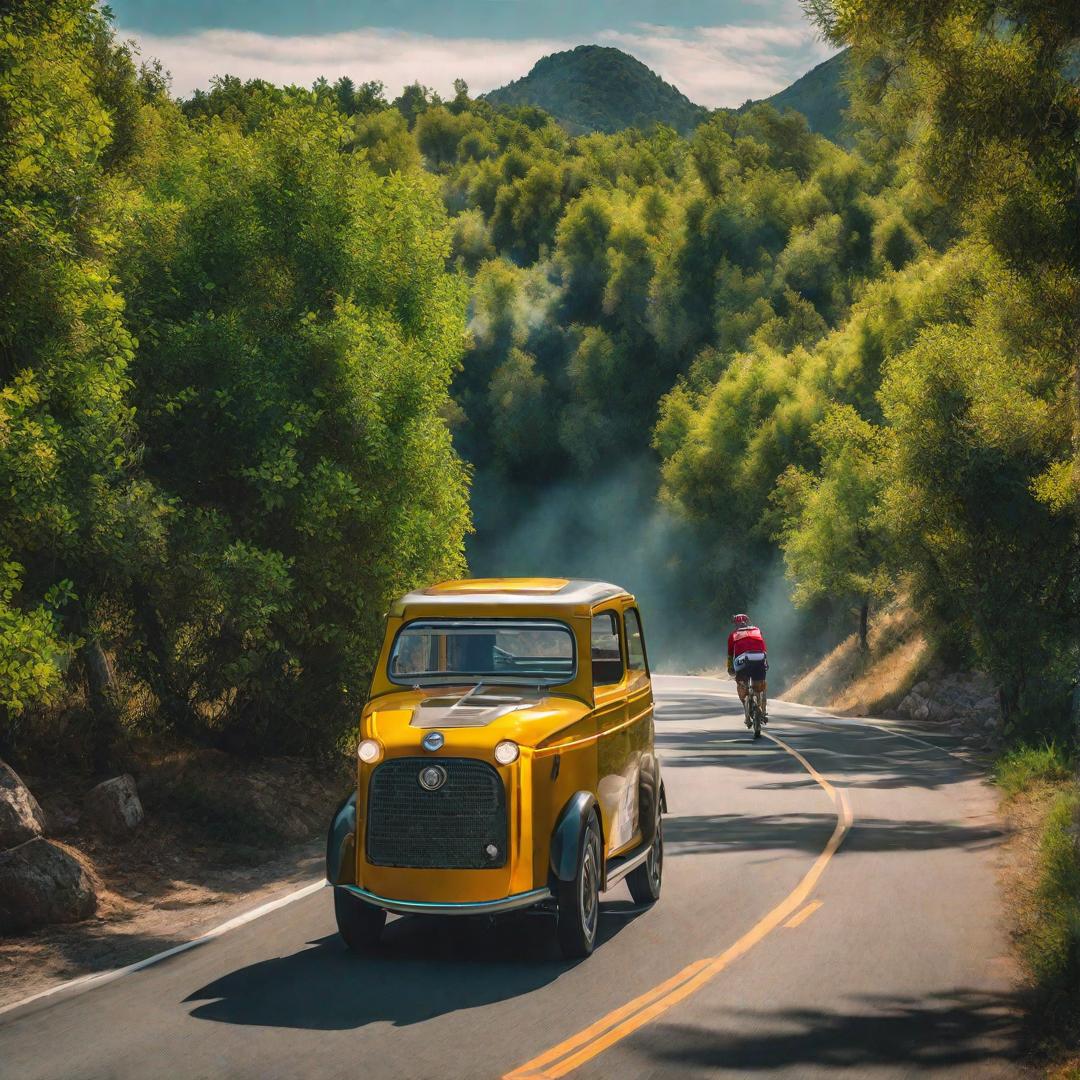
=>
[504,731,854,1080]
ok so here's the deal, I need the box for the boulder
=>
[926,700,954,723]
[42,801,79,837]
[84,775,143,836]
[897,693,920,718]
[0,837,97,933]
[0,760,46,850]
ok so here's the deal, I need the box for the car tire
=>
[556,814,602,959]
[627,814,663,904]
[334,886,386,952]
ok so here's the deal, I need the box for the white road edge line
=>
[0,878,327,1019]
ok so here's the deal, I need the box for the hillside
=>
[752,49,851,143]
[482,45,707,134]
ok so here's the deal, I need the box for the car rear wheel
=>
[334,887,386,952]
[556,814,601,959]
[627,814,663,904]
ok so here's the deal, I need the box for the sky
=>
[107,1,837,107]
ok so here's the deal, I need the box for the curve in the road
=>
[504,729,854,1080]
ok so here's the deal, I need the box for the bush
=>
[993,742,1074,798]
[1024,788,1080,993]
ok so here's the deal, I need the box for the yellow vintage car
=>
[326,577,665,958]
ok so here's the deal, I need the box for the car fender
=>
[549,790,600,884]
[637,754,665,843]
[326,790,357,886]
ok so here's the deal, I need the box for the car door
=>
[622,605,656,833]
[591,607,637,856]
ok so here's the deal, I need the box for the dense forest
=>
[0,0,1076,768]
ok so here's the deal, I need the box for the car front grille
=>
[365,757,508,869]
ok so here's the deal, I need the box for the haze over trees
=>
[0,0,1076,765]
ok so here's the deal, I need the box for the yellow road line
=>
[503,730,853,1080]
[784,899,823,928]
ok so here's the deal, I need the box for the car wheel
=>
[556,814,601,959]
[334,886,386,953]
[627,814,663,904]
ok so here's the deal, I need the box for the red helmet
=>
[732,613,751,628]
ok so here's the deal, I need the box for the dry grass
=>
[783,601,927,715]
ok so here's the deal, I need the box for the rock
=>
[84,775,143,836]
[898,692,927,719]
[42,802,79,837]
[0,759,46,850]
[926,700,954,723]
[0,837,98,933]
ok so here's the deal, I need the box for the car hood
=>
[363,685,589,749]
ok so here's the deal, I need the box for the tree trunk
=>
[78,625,120,772]
[131,588,198,740]
[858,599,870,653]
[1071,667,1080,754]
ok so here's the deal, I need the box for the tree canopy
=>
[2,0,1076,761]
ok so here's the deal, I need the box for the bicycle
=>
[743,681,767,740]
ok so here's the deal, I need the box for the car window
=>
[591,611,624,685]
[625,607,648,673]
[389,619,576,685]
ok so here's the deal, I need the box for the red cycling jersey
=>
[728,626,767,662]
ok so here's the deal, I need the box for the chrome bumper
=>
[343,884,552,917]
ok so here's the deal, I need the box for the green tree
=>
[350,108,422,175]
[879,317,1076,721]
[807,0,1080,733]
[120,101,471,751]
[488,348,551,476]
[0,0,166,758]
[774,406,890,649]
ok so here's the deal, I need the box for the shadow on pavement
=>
[656,708,990,794]
[183,904,640,1031]
[641,989,1021,1073]
[664,812,1002,857]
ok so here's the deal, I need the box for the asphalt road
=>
[0,675,1020,1079]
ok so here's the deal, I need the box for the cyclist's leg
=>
[737,674,752,726]
[757,658,768,718]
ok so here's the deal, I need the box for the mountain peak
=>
[482,45,707,135]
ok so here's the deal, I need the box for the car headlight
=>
[494,740,519,765]
[357,738,383,764]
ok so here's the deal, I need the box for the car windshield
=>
[388,619,576,685]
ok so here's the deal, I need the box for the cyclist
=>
[727,614,768,727]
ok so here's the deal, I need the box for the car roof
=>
[389,577,631,616]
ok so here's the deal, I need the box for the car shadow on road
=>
[183,904,641,1031]
[640,989,1022,1073]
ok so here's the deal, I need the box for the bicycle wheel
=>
[752,697,762,740]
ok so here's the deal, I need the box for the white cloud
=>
[595,23,836,105]
[122,22,837,108]
[122,27,571,100]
